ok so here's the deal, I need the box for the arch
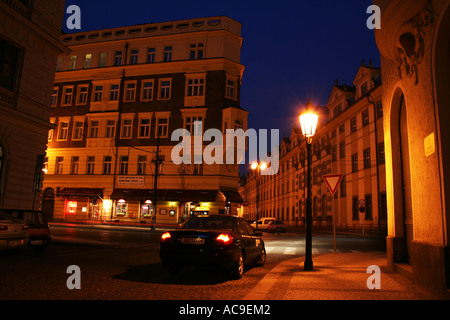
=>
[389,87,413,264]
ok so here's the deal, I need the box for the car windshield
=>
[181,216,233,231]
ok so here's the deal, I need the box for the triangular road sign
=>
[322,174,344,195]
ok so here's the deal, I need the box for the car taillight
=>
[0,225,7,231]
[161,232,172,241]
[216,233,233,245]
[22,224,29,230]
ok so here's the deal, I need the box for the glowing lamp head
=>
[299,113,319,142]
[260,162,267,170]
[251,162,258,170]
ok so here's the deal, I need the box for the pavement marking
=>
[283,247,297,255]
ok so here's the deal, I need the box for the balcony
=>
[0,86,17,108]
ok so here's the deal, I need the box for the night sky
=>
[63,0,380,138]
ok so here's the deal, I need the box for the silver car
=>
[0,211,29,251]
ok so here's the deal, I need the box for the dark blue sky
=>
[63,0,380,137]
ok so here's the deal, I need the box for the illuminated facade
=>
[242,62,387,233]
[375,0,450,298]
[0,0,67,210]
[43,17,247,225]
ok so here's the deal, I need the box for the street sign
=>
[322,174,344,195]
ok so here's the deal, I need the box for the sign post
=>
[322,174,344,254]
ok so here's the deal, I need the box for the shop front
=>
[110,189,220,225]
[56,188,104,222]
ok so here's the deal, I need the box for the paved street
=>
[0,224,386,300]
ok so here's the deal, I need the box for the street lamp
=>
[251,161,267,230]
[299,102,319,271]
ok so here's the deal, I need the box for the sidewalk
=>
[244,252,440,300]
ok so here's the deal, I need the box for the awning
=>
[110,189,218,202]
[57,188,103,198]
[221,190,244,203]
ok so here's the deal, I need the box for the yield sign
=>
[322,174,344,195]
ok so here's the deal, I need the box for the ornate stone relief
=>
[395,0,435,85]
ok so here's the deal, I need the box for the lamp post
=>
[299,103,319,271]
[251,161,267,231]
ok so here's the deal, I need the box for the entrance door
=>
[42,188,55,222]
[399,96,413,264]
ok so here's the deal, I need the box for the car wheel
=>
[255,248,266,267]
[230,251,244,279]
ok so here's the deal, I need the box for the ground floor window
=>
[116,201,128,216]
[140,202,153,218]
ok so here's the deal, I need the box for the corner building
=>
[43,17,247,225]
[242,62,387,233]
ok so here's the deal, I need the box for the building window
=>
[137,155,147,175]
[185,116,203,135]
[362,109,369,126]
[331,145,337,162]
[333,104,342,118]
[62,87,73,106]
[121,119,133,139]
[190,43,204,60]
[340,176,346,198]
[235,120,243,130]
[147,48,156,63]
[56,57,62,72]
[120,156,129,175]
[72,121,84,140]
[351,153,358,172]
[84,54,92,69]
[163,46,172,62]
[361,82,368,95]
[103,156,111,175]
[89,120,99,138]
[124,82,136,101]
[363,148,371,169]
[226,78,237,99]
[93,86,103,102]
[350,117,357,133]
[87,156,95,175]
[339,141,345,159]
[106,120,116,138]
[55,157,64,174]
[159,79,171,100]
[109,84,119,101]
[352,197,359,220]
[138,118,151,138]
[377,142,385,165]
[70,156,79,174]
[57,122,69,140]
[141,80,154,101]
[114,51,123,66]
[156,118,168,137]
[187,78,205,96]
[99,52,107,67]
[130,49,139,65]
[376,102,383,118]
[76,86,88,105]
[365,194,372,220]
[0,39,20,92]
[69,55,77,70]
[116,201,128,216]
[339,124,345,134]
[51,88,59,106]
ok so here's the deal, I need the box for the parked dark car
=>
[160,214,266,279]
[3,209,51,251]
[267,220,286,233]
